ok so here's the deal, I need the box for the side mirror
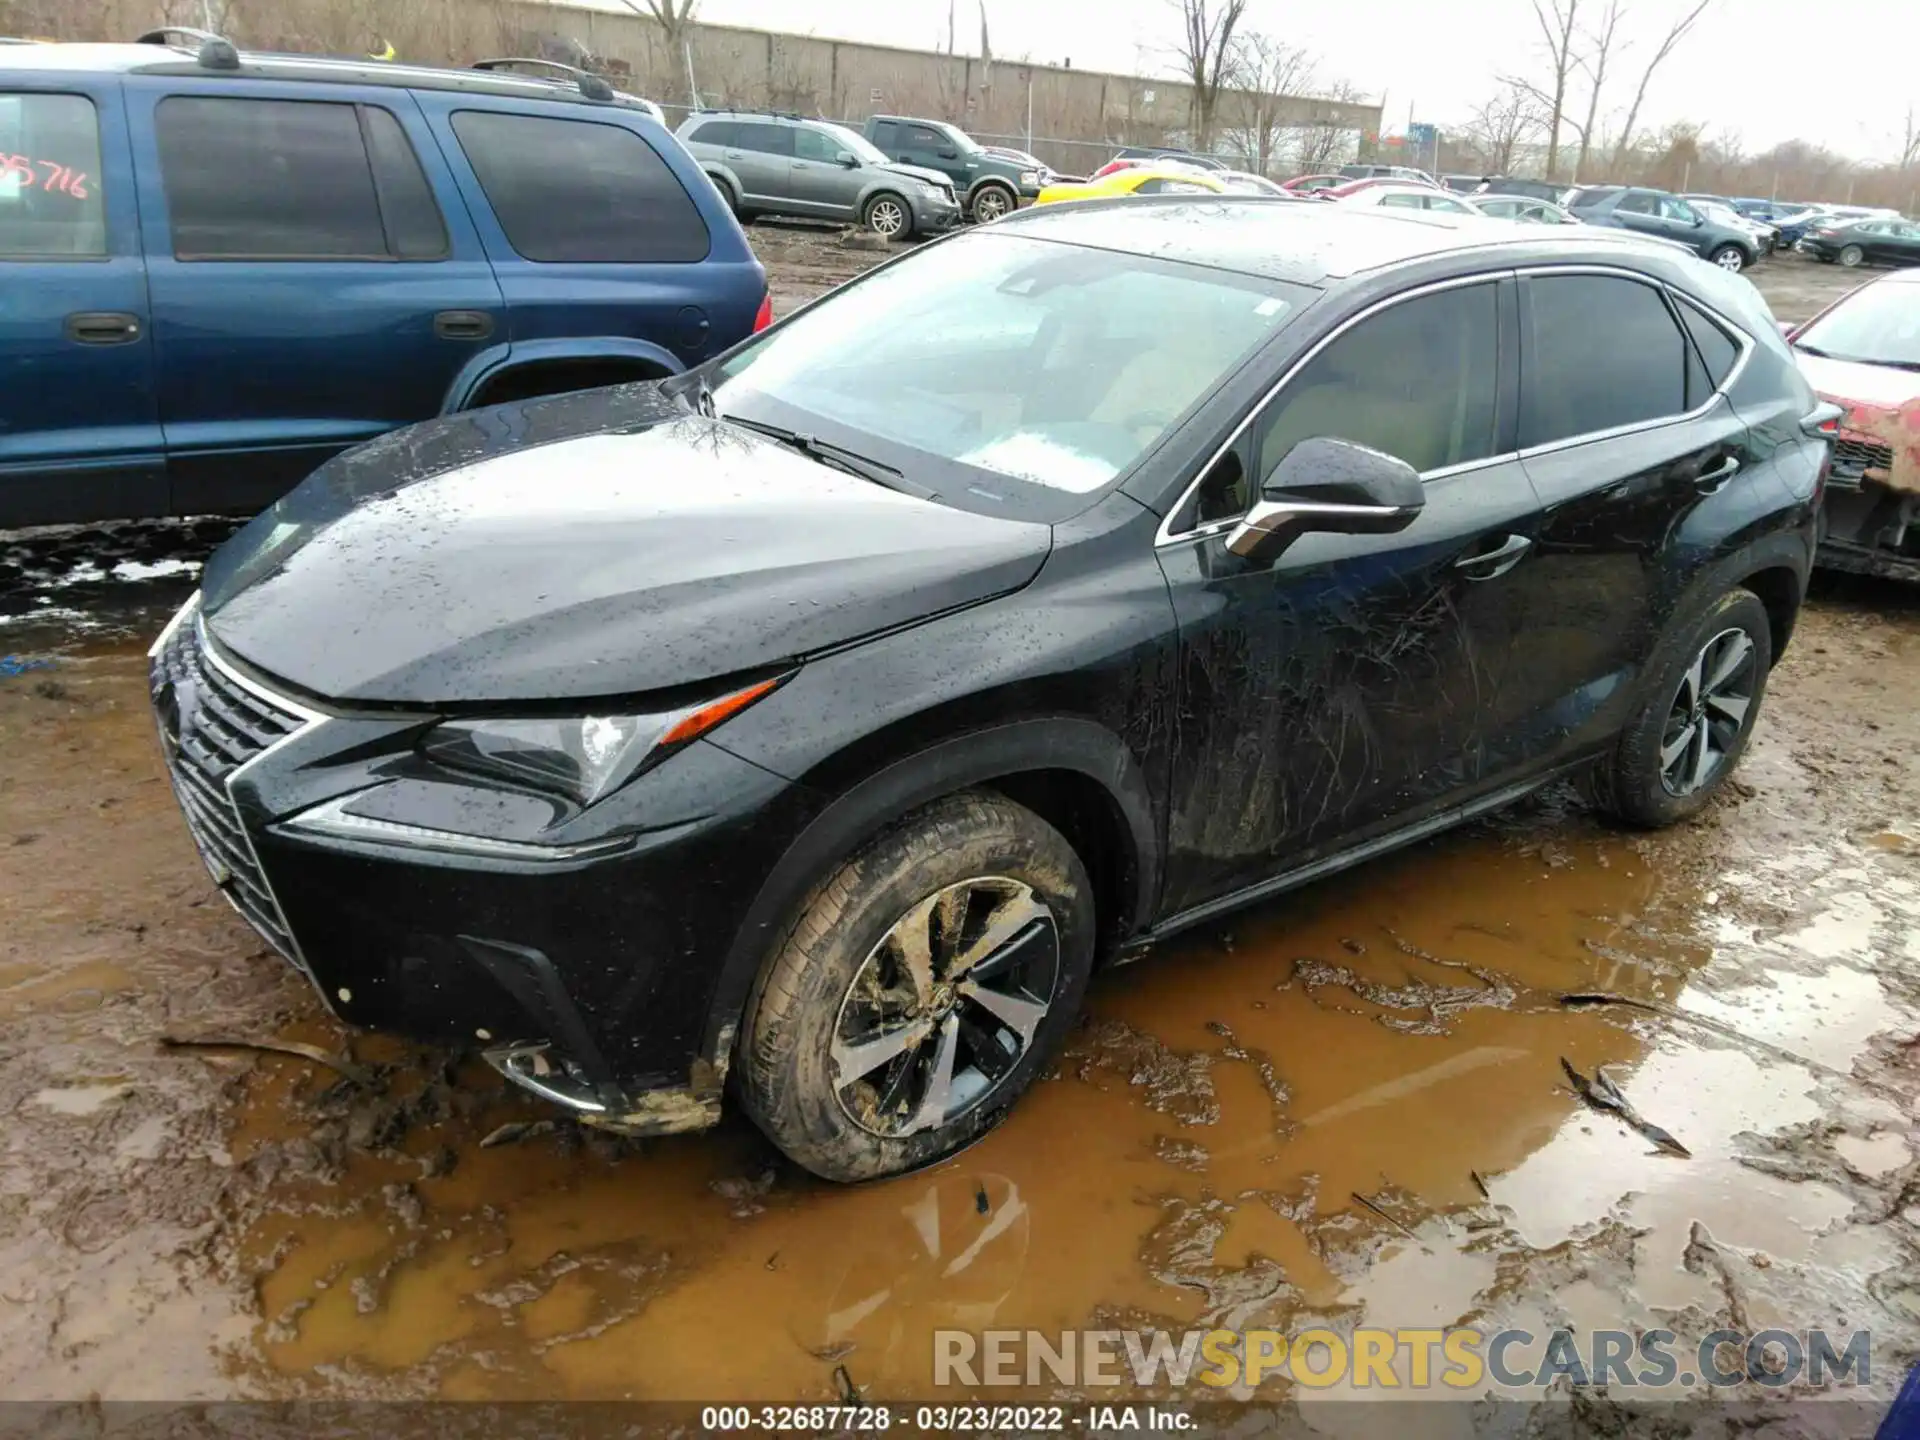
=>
[836,151,859,168]
[937,147,959,159]
[1226,437,1425,560]
[1777,319,1797,339]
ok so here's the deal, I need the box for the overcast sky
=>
[636,0,1918,163]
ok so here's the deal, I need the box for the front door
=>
[790,125,861,220]
[1155,277,1548,912]
[126,79,505,516]
[0,79,165,525]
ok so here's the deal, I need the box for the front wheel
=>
[863,192,911,240]
[1710,244,1746,273]
[1839,244,1865,268]
[1587,588,1773,829]
[737,791,1095,1182]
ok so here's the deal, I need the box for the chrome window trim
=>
[1155,270,1513,547]
[1509,263,1757,463]
[1155,257,1759,546]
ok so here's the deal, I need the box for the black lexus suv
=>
[152,198,1833,1182]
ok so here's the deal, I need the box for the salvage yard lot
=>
[0,235,1915,1411]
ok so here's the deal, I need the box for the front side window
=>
[452,110,709,263]
[0,92,106,258]
[714,231,1304,504]
[156,96,389,259]
[1380,192,1424,210]
[1521,275,1689,448]
[1661,196,1699,223]
[1252,282,1500,485]
[907,124,944,149]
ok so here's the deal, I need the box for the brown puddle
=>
[2,595,1917,1406]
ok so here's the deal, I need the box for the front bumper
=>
[912,193,964,231]
[148,597,819,1135]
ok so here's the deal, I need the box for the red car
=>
[1281,173,1346,194]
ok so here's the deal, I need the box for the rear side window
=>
[734,122,793,156]
[0,92,106,258]
[156,97,443,261]
[1251,282,1501,485]
[1522,275,1688,448]
[870,120,897,146]
[1677,295,1741,404]
[687,119,738,147]
[452,110,709,264]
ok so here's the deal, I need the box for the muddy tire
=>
[1838,244,1865,268]
[738,790,1094,1182]
[969,182,1015,223]
[862,192,912,240]
[1586,588,1773,829]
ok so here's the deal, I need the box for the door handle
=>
[1693,456,1741,494]
[64,311,141,345]
[1453,532,1532,580]
[434,310,494,341]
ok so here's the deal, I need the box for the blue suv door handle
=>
[65,311,142,345]
[434,310,495,341]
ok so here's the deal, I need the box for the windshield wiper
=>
[1794,343,1920,370]
[720,414,935,498]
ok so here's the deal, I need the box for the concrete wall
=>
[500,5,1382,172]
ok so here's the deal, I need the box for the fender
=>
[965,174,1017,203]
[440,337,685,413]
[697,717,1162,1077]
[1642,525,1812,713]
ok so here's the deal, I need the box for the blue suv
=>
[0,32,767,527]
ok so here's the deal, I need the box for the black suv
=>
[152,201,1830,1182]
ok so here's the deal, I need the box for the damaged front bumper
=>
[148,597,816,1138]
[1816,400,1920,583]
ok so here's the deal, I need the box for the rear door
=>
[1510,269,1753,762]
[0,78,165,525]
[428,98,720,375]
[126,79,504,516]
[719,119,794,207]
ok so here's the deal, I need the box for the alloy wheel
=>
[868,199,907,237]
[1839,245,1864,268]
[1715,247,1745,272]
[831,876,1060,1139]
[972,188,1012,222]
[1659,627,1756,797]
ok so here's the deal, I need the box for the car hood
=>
[201,403,1051,705]
[1795,351,1920,493]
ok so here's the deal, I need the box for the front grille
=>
[1832,435,1894,480]
[150,608,310,964]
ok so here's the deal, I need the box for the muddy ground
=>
[0,238,1915,1427]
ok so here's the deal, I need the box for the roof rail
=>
[134,25,240,69]
[471,57,614,102]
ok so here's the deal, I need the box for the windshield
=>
[825,124,890,166]
[1796,281,1920,369]
[713,232,1307,508]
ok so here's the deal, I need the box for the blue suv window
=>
[0,92,106,258]
[156,96,447,261]
[451,110,709,264]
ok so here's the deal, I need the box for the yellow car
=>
[1034,167,1229,205]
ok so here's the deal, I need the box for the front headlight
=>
[1020,170,1040,185]
[422,675,785,805]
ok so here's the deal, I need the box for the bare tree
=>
[1225,31,1315,174]
[1525,0,1581,180]
[1463,79,1542,176]
[1171,0,1250,152]
[1900,106,1920,172]
[1570,0,1623,181]
[1294,79,1365,173]
[616,0,700,106]
[1608,0,1714,174]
